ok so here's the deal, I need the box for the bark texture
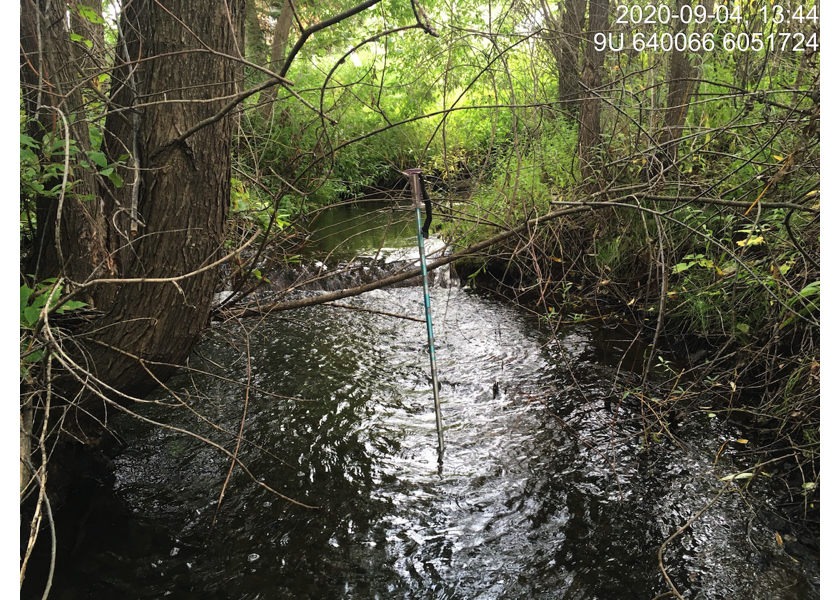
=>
[578,0,608,183]
[557,0,587,104]
[93,0,243,399]
[21,0,245,433]
[20,0,110,283]
[260,0,296,119]
[659,0,713,164]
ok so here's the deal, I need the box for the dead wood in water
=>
[217,192,817,320]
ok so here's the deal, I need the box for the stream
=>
[27,205,818,599]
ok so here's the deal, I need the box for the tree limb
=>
[279,0,383,78]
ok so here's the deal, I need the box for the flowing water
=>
[28,205,818,599]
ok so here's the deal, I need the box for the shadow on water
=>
[303,202,416,258]
[25,206,818,600]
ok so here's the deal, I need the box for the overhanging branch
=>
[279,0,383,78]
[219,191,818,320]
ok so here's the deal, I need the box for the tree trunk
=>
[540,0,586,110]
[659,0,712,164]
[557,0,587,105]
[20,0,111,284]
[21,0,245,436]
[260,0,296,120]
[245,0,269,66]
[270,0,296,71]
[578,0,608,183]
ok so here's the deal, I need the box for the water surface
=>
[36,284,817,599]
[28,206,818,599]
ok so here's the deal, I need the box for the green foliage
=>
[224,0,819,356]
[663,202,819,338]
[20,132,71,201]
[781,280,819,329]
[20,120,125,209]
[20,279,86,377]
[231,178,290,230]
[20,280,87,330]
[535,119,579,189]
[229,177,292,248]
[672,254,716,275]
[76,3,105,24]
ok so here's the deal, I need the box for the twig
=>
[323,302,426,323]
[117,16,143,237]
[658,485,728,600]
[44,106,72,271]
[642,206,669,388]
[784,208,819,269]
[279,0,384,78]
[209,323,252,534]
[550,199,819,326]
[19,461,56,600]
[550,194,818,214]
[46,229,262,319]
[40,323,317,509]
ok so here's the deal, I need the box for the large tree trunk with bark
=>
[557,0,587,105]
[540,0,586,111]
[578,0,608,184]
[659,0,712,165]
[21,0,245,436]
[20,0,111,285]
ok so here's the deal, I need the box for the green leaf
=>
[78,4,105,24]
[24,305,41,327]
[797,281,820,299]
[23,349,44,364]
[106,171,124,188]
[100,167,114,176]
[781,281,820,328]
[29,292,49,311]
[88,150,108,168]
[55,300,87,314]
[89,125,103,149]
[70,33,84,42]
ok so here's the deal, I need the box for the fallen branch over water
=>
[217,191,817,320]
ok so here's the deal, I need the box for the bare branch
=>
[279,0,383,78]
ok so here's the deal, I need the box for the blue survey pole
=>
[404,168,444,461]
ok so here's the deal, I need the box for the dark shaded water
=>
[27,208,818,599]
[304,203,417,258]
